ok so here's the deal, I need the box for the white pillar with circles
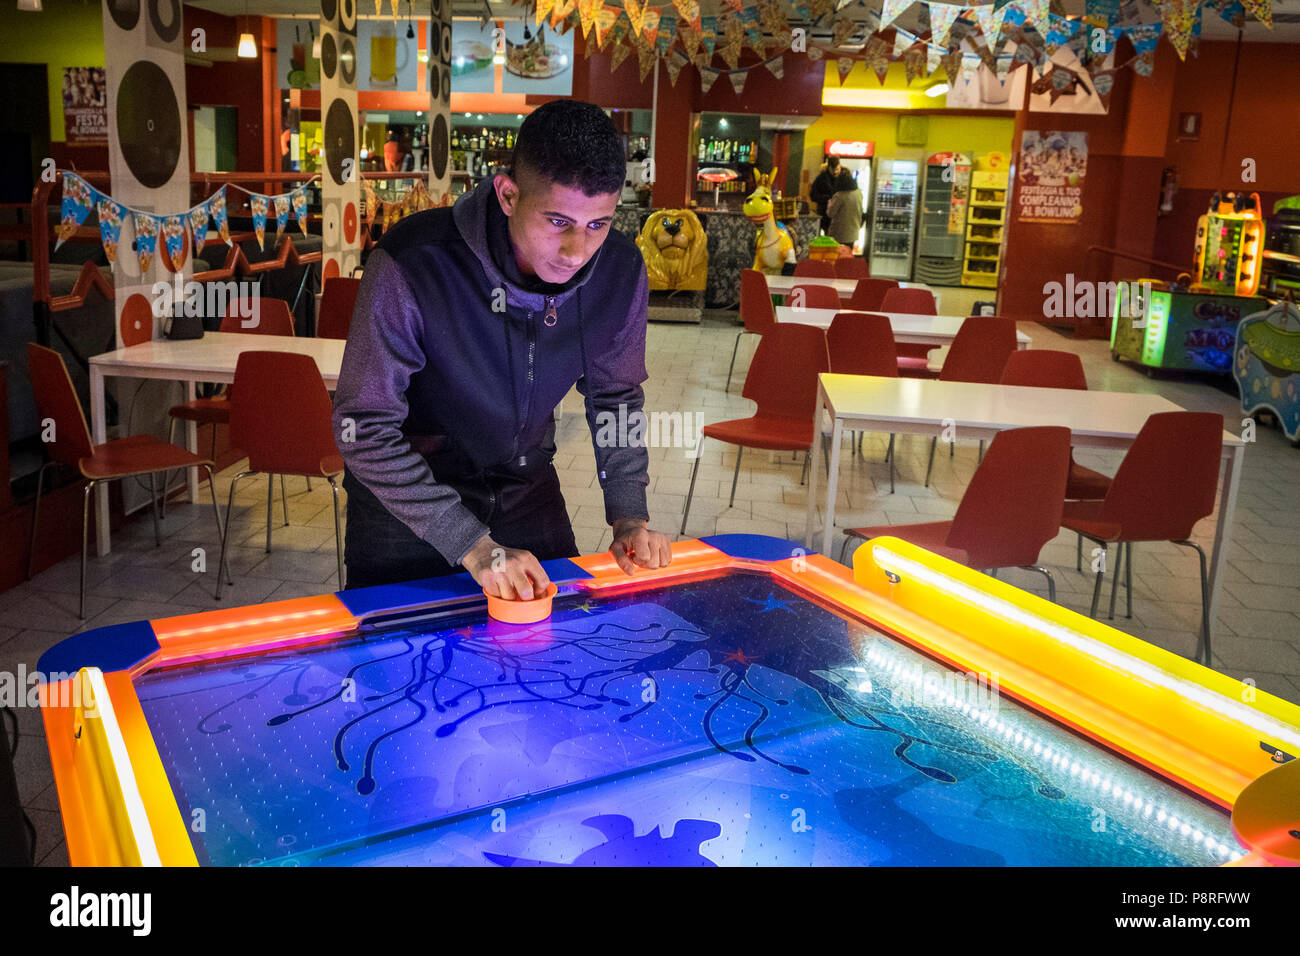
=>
[426,0,452,201]
[319,0,362,281]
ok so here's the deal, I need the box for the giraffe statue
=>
[743,167,795,274]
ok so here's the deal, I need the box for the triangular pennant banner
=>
[250,194,268,251]
[210,187,231,246]
[928,2,962,46]
[893,30,912,57]
[969,4,997,42]
[1161,0,1199,58]
[610,37,632,71]
[578,0,600,40]
[96,195,125,264]
[700,67,719,94]
[700,15,718,55]
[189,197,211,253]
[1241,0,1272,28]
[273,195,291,242]
[535,0,555,26]
[55,172,95,250]
[637,41,657,81]
[739,5,763,51]
[665,51,686,84]
[161,214,187,269]
[641,7,661,44]
[880,0,914,29]
[673,0,702,34]
[831,15,857,46]
[837,55,855,84]
[927,47,942,75]
[624,0,644,34]
[656,12,677,54]
[550,0,576,30]
[292,187,309,236]
[729,68,748,95]
[594,4,619,46]
[133,212,158,275]
[1015,0,1051,34]
[767,56,785,79]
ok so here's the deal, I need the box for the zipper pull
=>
[543,296,558,327]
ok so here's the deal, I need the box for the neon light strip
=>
[83,667,162,867]
[870,545,1300,752]
[162,608,336,639]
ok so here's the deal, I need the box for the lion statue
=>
[635,209,709,292]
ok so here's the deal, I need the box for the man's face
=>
[493,168,620,285]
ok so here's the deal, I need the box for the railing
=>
[1076,245,1194,337]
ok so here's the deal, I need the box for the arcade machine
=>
[1111,191,1270,375]
[868,159,919,280]
[913,152,971,286]
[1260,195,1300,297]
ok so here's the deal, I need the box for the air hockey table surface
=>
[38,535,1300,867]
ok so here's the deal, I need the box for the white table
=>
[803,374,1245,638]
[774,308,1032,350]
[764,274,941,311]
[88,332,345,555]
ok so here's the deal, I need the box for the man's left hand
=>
[609,518,672,575]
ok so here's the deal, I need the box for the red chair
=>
[924,317,1020,487]
[727,269,778,392]
[879,287,938,315]
[25,344,227,617]
[317,276,361,340]
[166,298,301,519]
[846,278,897,312]
[217,351,346,586]
[834,257,870,280]
[879,287,939,376]
[790,283,842,311]
[999,350,1113,504]
[682,324,829,535]
[794,259,837,278]
[841,426,1072,603]
[827,311,900,492]
[1060,412,1224,663]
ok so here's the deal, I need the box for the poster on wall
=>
[1016,131,1088,224]
[500,20,573,96]
[62,67,107,145]
[358,17,419,92]
[451,19,497,93]
[276,19,322,90]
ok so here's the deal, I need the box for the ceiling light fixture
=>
[237,3,257,59]
[17,0,43,12]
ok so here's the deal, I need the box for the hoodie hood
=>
[451,175,604,313]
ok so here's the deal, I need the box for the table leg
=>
[89,365,111,556]
[804,385,824,550]
[820,417,845,558]
[184,380,200,503]
[1206,443,1243,644]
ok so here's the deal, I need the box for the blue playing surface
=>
[134,571,1237,866]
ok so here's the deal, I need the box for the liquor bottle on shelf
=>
[698,137,706,162]
[506,129,514,149]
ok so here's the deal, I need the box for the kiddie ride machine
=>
[1111,192,1269,375]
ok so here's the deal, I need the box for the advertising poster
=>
[277,19,322,90]
[62,67,107,145]
[451,18,496,93]
[1016,131,1088,224]
[500,20,573,95]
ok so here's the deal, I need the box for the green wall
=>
[0,1,105,142]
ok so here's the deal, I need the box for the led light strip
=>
[871,545,1300,754]
[855,644,1241,861]
[81,667,162,867]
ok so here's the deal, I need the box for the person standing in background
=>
[826,168,864,251]
[810,156,841,234]
[383,130,403,173]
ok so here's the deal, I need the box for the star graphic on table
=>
[453,627,476,639]
[720,648,761,667]
[573,600,595,614]
[743,592,796,614]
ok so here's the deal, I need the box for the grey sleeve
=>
[331,248,489,565]
[577,262,651,526]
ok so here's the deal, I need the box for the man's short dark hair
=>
[827,156,841,172]
[510,100,626,197]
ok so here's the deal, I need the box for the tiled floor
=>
[5,307,1299,865]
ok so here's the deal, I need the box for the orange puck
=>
[484,582,558,624]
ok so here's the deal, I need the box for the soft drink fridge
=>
[913,152,971,285]
[868,159,919,280]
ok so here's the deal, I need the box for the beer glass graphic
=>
[369,21,408,89]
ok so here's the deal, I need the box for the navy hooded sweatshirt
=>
[332,175,651,567]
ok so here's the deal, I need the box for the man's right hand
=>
[461,533,551,601]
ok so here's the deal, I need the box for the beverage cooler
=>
[825,140,874,254]
[913,152,971,285]
[869,159,919,280]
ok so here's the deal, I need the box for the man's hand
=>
[609,518,672,576]
[461,533,550,600]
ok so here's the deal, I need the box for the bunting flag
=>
[720,34,743,68]
[927,2,962,47]
[699,67,719,94]
[624,0,644,34]
[550,0,576,30]
[969,4,997,42]
[656,12,677,55]
[880,0,914,30]
[55,172,95,250]
[793,0,812,22]
[273,195,291,242]
[161,215,187,268]
[534,0,555,26]
[893,30,912,57]
[189,198,211,253]
[807,43,824,59]
[292,187,309,236]
[637,40,657,81]
[729,68,748,95]
[665,50,686,85]
[673,0,702,35]
[700,15,718,55]
[941,48,963,84]
[1042,13,1079,53]
[577,0,600,39]
[758,0,793,51]
[210,188,230,246]
[767,56,786,78]
[132,212,158,275]
[903,42,926,82]
[1241,0,1271,28]
[678,20,702,59]
[610,37,632,71]
[811,0,837,20]
[1161,0,1199,58]
[739,4,763,51]
[641,7,661,45]
[831,15,857,46]
[249,194,268,250]
[837,55,855,84]
[594,4,619,46]
[96,194,125,264]
[1124,21,1163,54]
[1015,0,1051,34]
[927,46,942,76]
[1131,49,1157,76]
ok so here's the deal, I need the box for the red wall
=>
[183,5,271,175]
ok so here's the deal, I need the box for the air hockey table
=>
[38,534,1300,867]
